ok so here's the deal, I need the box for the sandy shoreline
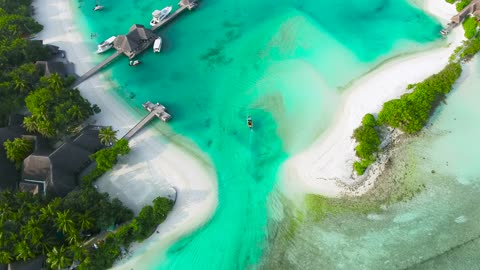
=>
[280,0,463,201]
[33,0,218,268]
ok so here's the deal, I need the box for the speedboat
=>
[153,37,162,53]
[93,5,104,11]
[247,116,253,129]
[150,6,172,27]
[129,60,141,66]
[96,36,116,54]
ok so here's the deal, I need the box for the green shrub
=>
[456,0,472,11]
[462,17,478,39]
[352,114,381,175]
[378,62,462,133]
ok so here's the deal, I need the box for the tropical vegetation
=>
[98,126,118,146]
[3,137,33,168]
[351,28,480,175]
[23,74,96,137]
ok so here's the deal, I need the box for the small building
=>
[35,61,68,77]
[113,24,158,59]
[21,125,104,197]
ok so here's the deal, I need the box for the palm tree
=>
[23,116,37,133]
[21,218,43,247]
[46,246,72,270]
[3,138,33,168]
[77,212,94,232]
[48,73,63,92]
[56,210,76,235]
[0,251,12,264]
[99,126,118,146]
[14,240,34,261]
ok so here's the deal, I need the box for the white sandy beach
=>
[281,0,464,200]
[33,0,218,268]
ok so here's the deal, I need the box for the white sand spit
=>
[281,0,463,200]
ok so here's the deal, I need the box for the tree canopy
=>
[24,74,95,137]
[3,137,32,168]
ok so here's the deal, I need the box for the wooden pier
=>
[73,0,197,87]
[123,101,171,140]
[73,51,122,87]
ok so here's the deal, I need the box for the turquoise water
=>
[74,0,442,268]
[263,58,480,269]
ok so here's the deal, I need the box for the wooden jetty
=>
[122,101,171,140]
[73,0,198,87]
[441,0,480,36]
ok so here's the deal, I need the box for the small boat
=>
[153,37,162,53]
[96,36,116,54]
[93,5,104,11]
[129,60,141,66]
[247,116,253,129]
[150,6,173,27]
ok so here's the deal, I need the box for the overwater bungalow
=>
[113,24,158,59]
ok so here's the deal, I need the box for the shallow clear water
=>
[264,59,480,269]
[73,0,441,268]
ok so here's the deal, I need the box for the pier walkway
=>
[123,102,171,140]
[73,0,197,87]
[73,51,122,87]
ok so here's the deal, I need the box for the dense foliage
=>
[462,16,478,39]
[456,0,472,12]
[0,189,133,267]
[79,197,175,270]
[352,114,381,175]
[377,63,462,133]
[82,139,130,185]
[23,74,95,137]
[0,0,50,126]
[462,32,480,58]
[3,137,32,168]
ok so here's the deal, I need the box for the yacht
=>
[96,36,116,54]
[150,6,172,27]
[153,37,162,53]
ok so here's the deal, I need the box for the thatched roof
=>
[113,24,157,58]
[21,125,103,196]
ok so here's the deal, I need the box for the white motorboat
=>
[153,37,162,53]
[150,6,172,27]
[96,36,116,54]
[129,60,141,66]
[93,5,104,11]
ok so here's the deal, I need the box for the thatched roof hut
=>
[113,24,158,59]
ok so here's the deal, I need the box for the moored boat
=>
[153,37,162,53]
[93,5,104,11]
[96,36,116,54]
[247,116,253,129]
[150,6,173,27]
[129,60,141,66]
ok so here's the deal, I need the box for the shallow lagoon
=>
[74,0,443,268]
